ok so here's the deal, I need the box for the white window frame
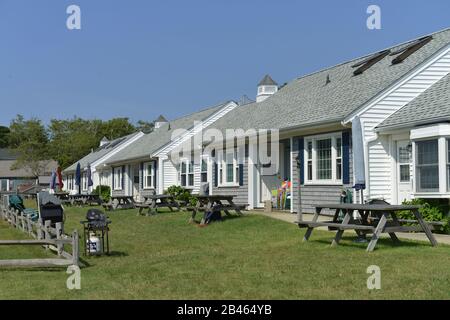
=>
[200,156,209,183]
[179,159,194,188]
[218,149,240,187]
[67,174,74,191]
[143,161,155,189]
[410,124,450,197]
[113,167,123,191]
[82,172,88,191]
[304,132,343,185]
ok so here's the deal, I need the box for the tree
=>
[8,115,50,177]
[100,118,136,140]
[48,117,137,169]
[0,126,10,148]
[136,120,154,134]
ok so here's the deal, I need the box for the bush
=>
[165,185,198,206]
[93,185,111,202]
[398,198,450,234]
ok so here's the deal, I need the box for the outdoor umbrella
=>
[75,163,81,194]
[50,170,57,190]
[57,166,64,191]
[352,116,366,203]
[87,163,94,190]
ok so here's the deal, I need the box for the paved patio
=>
[252,210,450,246]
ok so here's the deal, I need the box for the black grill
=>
[81,209,111,255]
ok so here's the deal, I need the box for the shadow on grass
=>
[311,235,432,250]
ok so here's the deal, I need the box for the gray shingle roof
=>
[207,28,450,134]
[0,149,17,160]
[105,102,230,164]
[63,132,141,172]
[377,73,450,130]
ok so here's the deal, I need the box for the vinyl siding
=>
[212,155,249,206]
[360,47,450,202]
[292,132,356,215]
[163,159,178,191]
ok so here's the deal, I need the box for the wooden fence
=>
[0,204,79,268]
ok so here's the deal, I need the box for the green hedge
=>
[165,185,198,206]
[399,198,450,234]
[93,185,111,202]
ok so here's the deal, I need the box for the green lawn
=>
[0,204,449,300]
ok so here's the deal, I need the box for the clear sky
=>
[0,0,449,126]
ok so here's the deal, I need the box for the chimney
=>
[256,74,278,102]
[154,115,168,129]
[100,136,109,147]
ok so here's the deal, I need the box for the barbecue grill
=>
[80,209,111,256]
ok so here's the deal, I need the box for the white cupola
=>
[99,136,109,147]
[154,115,168,129]
[256,74,278,102]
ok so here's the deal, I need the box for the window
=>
[82,172,88,191]
[416,140,439,192]
[399,143,412,182]
[447,140,450,191]
[304,133,343,184]
[218,149,239,186]
[180,159,194,187]
[113,167,122,190]
[307,141,313,181]
[336,137,342,180]
[143,162,154,189]
[201,158,208,183]
[67,174,74,190]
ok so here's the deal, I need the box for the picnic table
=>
[297,203,438,252]
[103,195,136,211]
[54,192,70,205]
[136,194,180,216]
[68,194,102,206]
[189,195,245,224]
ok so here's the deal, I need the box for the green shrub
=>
[166,185,198,206]
[93,185,111,202]
[399,198,450,234]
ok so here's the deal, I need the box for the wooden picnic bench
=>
[103,195,136,211]
[68,194,102,206]
[297,203,438,252]
[136,194,180,216]
[189,195,246,225]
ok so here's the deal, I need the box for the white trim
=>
[113,167,123,191]
[143,161,155,189]
[303,132,343,185]
[152,101,238,158]
[217,149,240,187]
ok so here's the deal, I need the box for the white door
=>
[397,141,413,204]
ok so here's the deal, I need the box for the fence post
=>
[44,220,51,250]
[72,230,79,267]
[55,222,63,256]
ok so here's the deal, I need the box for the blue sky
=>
[0,0,449,126]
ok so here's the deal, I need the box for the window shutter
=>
[153,161,157,189]
[342,131,350,185]
[298,138,305,185]
[140,162,144,190]
[122,165,125,190]
[214,162,218,187]
[239,164,244,186]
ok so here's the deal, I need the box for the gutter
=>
[375,116,450,133]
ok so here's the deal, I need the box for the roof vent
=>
[352,50,391,76]
[326,74,331,85]
[390,36,433,65]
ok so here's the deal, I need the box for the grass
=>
[0,201,449,300]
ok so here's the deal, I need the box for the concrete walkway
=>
[252,210,450,246]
